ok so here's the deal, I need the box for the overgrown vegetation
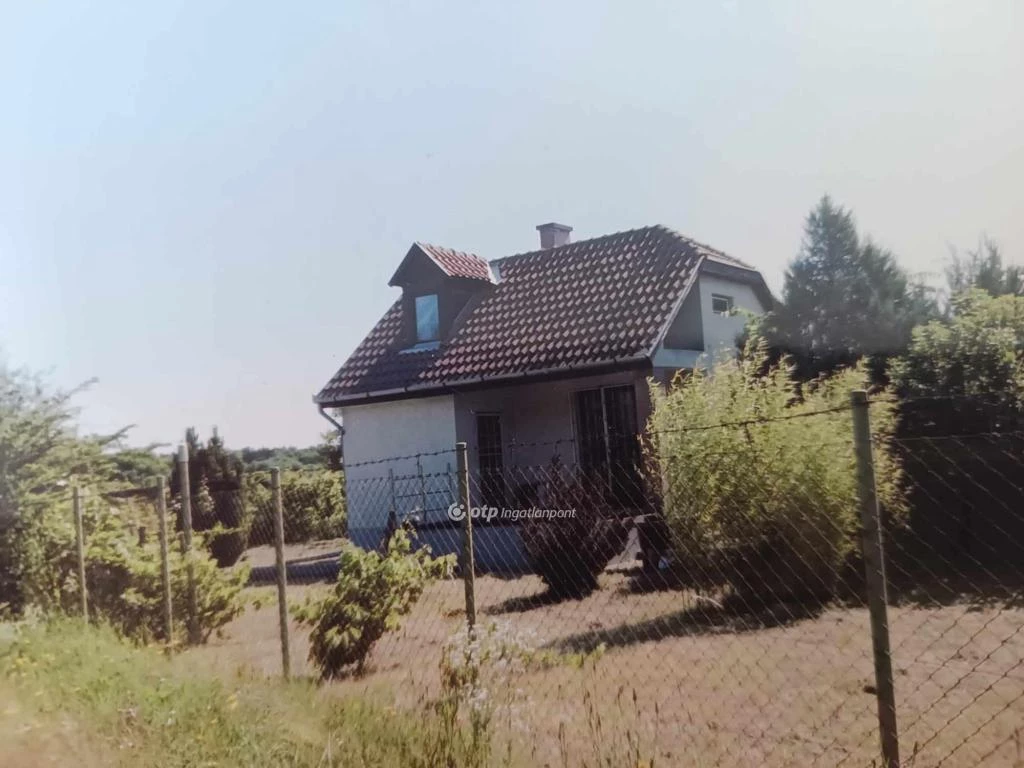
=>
[293,527,454,677]
[891,289,1024,410]
[519,460,632,598]
[648,337,906,602]
[0,619,532,767]
[246,469,346,545]
[0,366,246,645]
[84,519,248,643]
[170,428,251,567]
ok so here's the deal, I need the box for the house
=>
[314,223,772,571]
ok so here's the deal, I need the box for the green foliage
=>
[108,445,170,486]
[293,528,454,678]
[171,428,251,566]
[237,445,329,472]
[0,619,547,767]
[763,195,937,380]
[891,290,1024,411]
[248,469,346,546]
[649,337,906,601]
[83,514,248,643]
[520,461,631,598]
[0,366,132,612]
[946,236,1022,300]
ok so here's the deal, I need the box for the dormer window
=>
[415,294,439,342]
[711,294,734,315]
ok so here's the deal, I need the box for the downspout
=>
[317,404,344,435]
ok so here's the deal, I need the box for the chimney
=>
[536,222,572,250]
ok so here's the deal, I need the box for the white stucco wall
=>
[340,395,457,549]
[698,274,764,360]
[652,274,766,371]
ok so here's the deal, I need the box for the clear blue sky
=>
[2,1,1021,449]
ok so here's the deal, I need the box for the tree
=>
[0,367,125,611]
[169,428,250,566]
[764,195,937,380]
[946,236,1022,300]
[890,290,1024,431]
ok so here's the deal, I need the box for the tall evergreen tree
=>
[946,236,1022,300]
[764,195,936,380]
[169,427,249,566]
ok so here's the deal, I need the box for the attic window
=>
[415,294,439,342]
[711,294,734,315]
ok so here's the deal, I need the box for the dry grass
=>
[190,569,1024,767]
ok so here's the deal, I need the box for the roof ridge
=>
[490,224,669,265]
[652,225,755,270]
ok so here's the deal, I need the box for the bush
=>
[6,488,246,643]
[248,470,346,546]
[648,338,905,602]
[293,527,453,678]
[519,460,631,598]
[84,516,248,643]
[890,289,1024,431]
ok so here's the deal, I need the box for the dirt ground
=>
[188,569,1024,767]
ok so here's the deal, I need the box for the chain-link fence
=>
[65,393,1024,766]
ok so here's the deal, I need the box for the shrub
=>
[248,470,346,546]
[890,289,1024,431]
[84,516,248,643]
[6,488,246,643]
[648,337,905,602]
[519,459,631,598]
[293,527,453,678]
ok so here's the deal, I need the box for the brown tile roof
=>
[414,242,493,282]
[316,225,748,405]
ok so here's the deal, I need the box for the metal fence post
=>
[851,390,900,768]
[177,443,200,645]
[72,485,88,621]
[455,442,476,629]
[155,475,173,646]
[271,468,291,679]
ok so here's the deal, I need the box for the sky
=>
[1,1,1021,450]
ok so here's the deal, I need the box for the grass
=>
[0,619,527,767]
[4,566,1023,767]
[194,570,1024,767]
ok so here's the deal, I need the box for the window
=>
[573,385,642,505]
[415,294,439,342]
[476,413,506,508]
[711,294,734,315]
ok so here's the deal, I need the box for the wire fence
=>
[66,393,1024,767]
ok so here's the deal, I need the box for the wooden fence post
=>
[455,442,476,629]
[155,475,173,646]
[177,443,200,645]
[851,389,900,768]
[72,486,88,621]
[271,468,291,679]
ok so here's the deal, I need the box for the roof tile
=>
[316,225,735,404]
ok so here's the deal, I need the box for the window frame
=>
[710,293,734,315]
[571,384,642,505]
[475,412,506,509]
[414,293,440,342]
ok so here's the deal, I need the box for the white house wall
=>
[698,274,764,359]
[652,274,766,371]
[340,395,457,549]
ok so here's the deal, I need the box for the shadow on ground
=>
[545,595,826,655]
